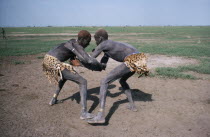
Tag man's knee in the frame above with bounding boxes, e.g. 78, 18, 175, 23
100, 77, 109, 85
79, 78, 87, 85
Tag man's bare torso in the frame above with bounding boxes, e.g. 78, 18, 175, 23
48, 39, 76, 62
92, 40, 139, 62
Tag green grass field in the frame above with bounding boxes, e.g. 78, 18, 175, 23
0, 26, 210, 79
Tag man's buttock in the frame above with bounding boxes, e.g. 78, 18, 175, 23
42, 54, 76, 84
124, 53, 149, 77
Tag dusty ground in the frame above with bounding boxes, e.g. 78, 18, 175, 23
0, 54, 210, 137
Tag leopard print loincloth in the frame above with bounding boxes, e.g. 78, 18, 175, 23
124, 53, 149, 78
42, 54, 76, 84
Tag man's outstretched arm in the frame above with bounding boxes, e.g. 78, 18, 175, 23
99, 53, 109, 70
100, 53, 109, 64
64, 42, 86, 62
91, 43, 105, 58
64, 42, 104, 71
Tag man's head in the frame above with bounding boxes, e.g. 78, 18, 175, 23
94, 29, 108, 45
77, 30, 91, 48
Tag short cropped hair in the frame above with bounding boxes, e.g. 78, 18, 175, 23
94, 29, 108, 40
78, 30, 91, 40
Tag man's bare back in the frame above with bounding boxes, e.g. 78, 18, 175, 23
92, 39, 139, 62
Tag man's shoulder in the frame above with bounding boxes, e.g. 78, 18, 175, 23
111, 40, 132, 47
99, 40, 112, 46
68, 39, 77, 43
105, 40, 122, 45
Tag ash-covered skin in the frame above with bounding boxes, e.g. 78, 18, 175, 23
87, 29, 139, 124
47, 30, 104, 120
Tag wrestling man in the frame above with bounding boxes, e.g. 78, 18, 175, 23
42, 30, 105, 120
88, 29, 149, 123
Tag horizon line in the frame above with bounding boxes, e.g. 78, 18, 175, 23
1, 25, 210, 28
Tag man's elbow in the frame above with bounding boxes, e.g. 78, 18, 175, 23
87, 59, 93, 64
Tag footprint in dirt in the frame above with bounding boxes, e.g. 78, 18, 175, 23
22, 93, 39, 101
12, 84, 19, 87
0, 89, 6, 92
206, 99, 210, 104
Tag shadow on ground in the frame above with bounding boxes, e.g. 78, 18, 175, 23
59, 84, 153, 126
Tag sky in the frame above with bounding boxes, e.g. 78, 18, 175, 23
0, 0, 210, 27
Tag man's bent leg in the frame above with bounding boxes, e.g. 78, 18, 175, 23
119, 72, 137, 112
88, 63, 131, 123
49, 79, 67, 105
62, 69, 94, 120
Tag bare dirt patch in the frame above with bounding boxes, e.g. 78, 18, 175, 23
8, 33, 78, 37
40, 37, 77, 42
13, 37, 37, 40
0, 54, 209, 137
183, 71, 210, 80
11, 32, 26, 34
147, 54, 199, 69
109, 33, 157, 36
104, 54, 199, 73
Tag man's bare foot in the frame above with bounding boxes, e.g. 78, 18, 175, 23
87, 112, 105, 123
127, 104, 138, 112
49, 98, 63, 106
80, 112, 95, 120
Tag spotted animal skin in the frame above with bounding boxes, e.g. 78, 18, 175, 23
124, 53, 149, 77
42, 54, 76, 84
